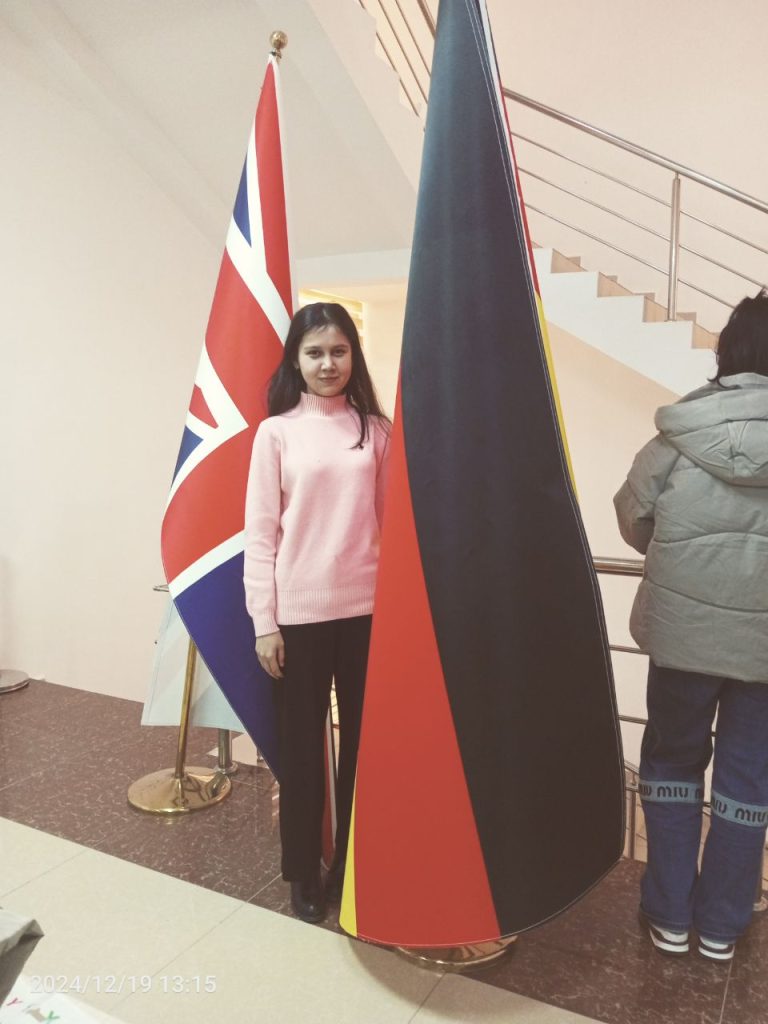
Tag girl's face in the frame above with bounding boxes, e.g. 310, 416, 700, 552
295, 325, 353, 398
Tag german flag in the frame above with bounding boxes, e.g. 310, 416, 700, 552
340, 0, 625, 946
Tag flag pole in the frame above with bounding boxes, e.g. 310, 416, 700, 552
129, 30, 292, 812
128, 638, 232, 814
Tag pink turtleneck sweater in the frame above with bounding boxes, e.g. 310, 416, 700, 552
244, 392, 390, 636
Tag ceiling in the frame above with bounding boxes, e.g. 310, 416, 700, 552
1, 0, 421, 264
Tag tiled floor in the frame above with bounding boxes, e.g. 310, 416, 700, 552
1, 818, 597, 1024
2, 681, 767, 1024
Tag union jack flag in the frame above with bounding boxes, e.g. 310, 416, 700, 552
161, 56, 291, 772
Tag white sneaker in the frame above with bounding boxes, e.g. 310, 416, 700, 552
698, 935, 735, 962
645, 918, 690, 955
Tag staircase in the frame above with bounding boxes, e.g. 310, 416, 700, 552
534, 247, 717, 397
301, 0, 727, 397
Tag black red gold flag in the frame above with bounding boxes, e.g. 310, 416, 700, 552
340, 0, 625, 946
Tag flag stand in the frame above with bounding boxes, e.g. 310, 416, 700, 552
128, 640, 232, 814
0, 670, 30, 695
394, 937, 516, 971
216, 729, 239, 776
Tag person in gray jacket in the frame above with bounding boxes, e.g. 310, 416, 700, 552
614, 290, 768, 962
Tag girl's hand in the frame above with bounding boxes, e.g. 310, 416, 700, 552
256, 630, 285, 679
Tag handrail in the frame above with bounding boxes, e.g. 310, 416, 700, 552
372, 0, 428, 106
591, 559, 765, 869
525, 205, 734, 309
593, 556, 643, 577
513, 132, 670, 207
503, 89, 768, 215
413, 0, 436, 33
355, 0, 420, 114
520, 168, 669, 242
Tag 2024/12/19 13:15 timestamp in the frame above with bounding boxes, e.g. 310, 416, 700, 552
29, 975, 218, 995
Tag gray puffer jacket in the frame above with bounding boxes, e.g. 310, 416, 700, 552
614, 372, 768, 683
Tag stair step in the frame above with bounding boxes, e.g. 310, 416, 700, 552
692, 323, 719, 350
550, 250, 584, 274
534, 245, 720, 357
598, 274, 634, 299
643, 297, 668, 323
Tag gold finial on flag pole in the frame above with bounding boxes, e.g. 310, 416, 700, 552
270, 31, 288, 60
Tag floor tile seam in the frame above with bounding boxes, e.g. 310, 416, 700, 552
26, 842, 263, 924
716, 955, 734, 1024
79, 821, 283, 903
0, 770, 47, 796
249, 872, 283, 901
108, 900, 254, 1010
11, 814, 144, 855
2, 727, 163, 768
0, 847, 91, 900
405, 971, 445, 1024
1, 696, 97, 730
89, 810, 283, 852
222, 774, 274, 791
3, 688, 93, 712
126, 863, 287, 919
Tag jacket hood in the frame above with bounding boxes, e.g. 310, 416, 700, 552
655, 373, 768, 486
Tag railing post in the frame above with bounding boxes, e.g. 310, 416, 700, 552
667, 173, 682, 319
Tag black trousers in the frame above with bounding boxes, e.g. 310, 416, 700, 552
273, 615, 372, 881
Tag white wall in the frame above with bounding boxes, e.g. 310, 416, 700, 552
0, 0, 414, 702
0, 55, 219, 698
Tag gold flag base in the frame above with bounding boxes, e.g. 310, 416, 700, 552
128, 767, 231, 815
395, 936, 516, 972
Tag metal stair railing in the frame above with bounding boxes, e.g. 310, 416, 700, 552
593, 557, 766, 880
355, 0, 768, 332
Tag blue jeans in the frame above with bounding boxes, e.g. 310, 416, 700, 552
639, 662, 768, 942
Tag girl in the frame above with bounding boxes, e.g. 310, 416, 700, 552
244, 302, 390, 923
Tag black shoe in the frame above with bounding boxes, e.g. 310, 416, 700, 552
325, 861, 346, 903
290, 875, 326, 923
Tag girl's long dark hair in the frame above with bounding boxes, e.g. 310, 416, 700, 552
267, 302, 390, 447
712, 289, 768, 384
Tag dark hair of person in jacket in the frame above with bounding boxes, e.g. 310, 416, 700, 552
267, 302, 390, 447
712, 288, 768, 384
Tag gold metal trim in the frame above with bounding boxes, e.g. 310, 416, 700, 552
127, 767, 231, 814
127, 640, 232, 814
395, 937, 517, 971
270, 31, 287, 59
217, 728, 239, 776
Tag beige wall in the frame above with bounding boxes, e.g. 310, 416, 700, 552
1, 54, 219, 698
